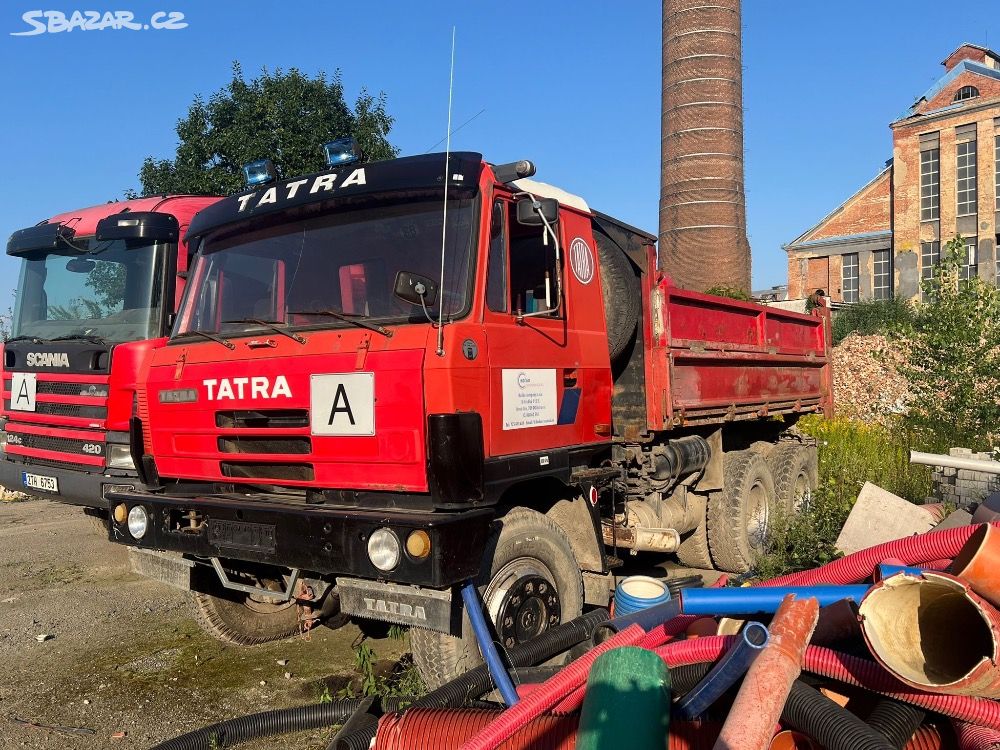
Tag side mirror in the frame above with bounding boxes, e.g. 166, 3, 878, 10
393, 271, 439, 307
516, 197, 559, 227
66, 258, 97, 273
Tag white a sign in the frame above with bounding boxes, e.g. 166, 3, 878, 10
310, 373, 375, 436
502, 369, 557, 430
9, 373, 37, 412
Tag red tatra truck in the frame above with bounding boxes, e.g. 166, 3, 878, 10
104, 147, 832, 685
1, 196, 219, 513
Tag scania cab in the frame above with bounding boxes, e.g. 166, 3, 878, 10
1, 196, 220, 512
105, 144, 830, 685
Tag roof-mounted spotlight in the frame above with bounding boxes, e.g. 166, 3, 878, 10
493, 160, 536, 184
323, 137, 362, 168
242, 159, 278, 187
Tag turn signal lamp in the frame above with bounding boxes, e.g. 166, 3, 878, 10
242, 159, 277, 187
323, 138, 362, 167
406, 530, 432, 560
113, 503, 128, 524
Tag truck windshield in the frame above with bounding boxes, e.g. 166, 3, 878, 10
175, 198, 477, 337
11, 238, 167, 343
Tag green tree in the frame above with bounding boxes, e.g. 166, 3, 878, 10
900, 236, 1000, 449
136, 63, 397, 196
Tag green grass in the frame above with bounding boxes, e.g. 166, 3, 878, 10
754, 415, 935, 579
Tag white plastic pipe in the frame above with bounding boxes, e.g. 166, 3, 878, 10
910, 450, 1000, 475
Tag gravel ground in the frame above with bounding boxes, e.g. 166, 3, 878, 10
0, 498, 407, 750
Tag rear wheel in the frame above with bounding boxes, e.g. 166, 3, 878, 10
770, 444, 818, 513
410, 507, 583, 689
708, 451, 778, 573
190, 572, 301, 646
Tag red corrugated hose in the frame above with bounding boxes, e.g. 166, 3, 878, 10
954, 719, 1000, 749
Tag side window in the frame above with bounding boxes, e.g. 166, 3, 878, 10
508, 212, 561, 317
486, 200, 507, 312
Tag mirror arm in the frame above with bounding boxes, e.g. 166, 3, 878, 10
514, 190, 564, 323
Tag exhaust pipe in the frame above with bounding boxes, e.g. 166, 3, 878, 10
859, 571, 1000, 697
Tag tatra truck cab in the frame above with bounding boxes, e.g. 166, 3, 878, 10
1, 196, 220, 512
107, 144, 832, 684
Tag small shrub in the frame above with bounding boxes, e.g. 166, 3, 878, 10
831, 298, 913, 345
705, 285, 752, 302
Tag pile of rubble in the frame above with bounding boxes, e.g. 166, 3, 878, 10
832, 333, 910, 424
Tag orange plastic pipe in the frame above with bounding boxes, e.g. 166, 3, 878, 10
713, 595, 819, 750
950, 524, 1000, 607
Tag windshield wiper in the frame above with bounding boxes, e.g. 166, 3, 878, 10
288, 309, 392, 337
222, 319, 306, 345
50, 333, 108, 345
6, 335, 48, 344
174, 330, 236, 350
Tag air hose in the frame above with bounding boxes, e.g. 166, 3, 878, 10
781, 680, 895, 750
460, 580, 519, 706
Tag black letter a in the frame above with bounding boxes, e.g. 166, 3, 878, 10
15, 379, 30, 407
328, 383, 355, 426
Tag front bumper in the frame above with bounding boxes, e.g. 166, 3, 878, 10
0, 454, 138, 508
105, 489, 494, 588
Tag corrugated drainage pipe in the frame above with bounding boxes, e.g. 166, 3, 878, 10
458, 624, 647, 750
780, 680, 895, 750
763, 523, 992, 588
713, 595, 819, 750
954, 719, 1000, 749
654, 636, 1000, 729
866, 697, 926, 750
859, 571, 1000, 697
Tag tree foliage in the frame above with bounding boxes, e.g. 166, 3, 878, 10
705, 285, 752, 301
832, 297, 914, 345
137, 63, 397, 196
900, 236, 1000, 449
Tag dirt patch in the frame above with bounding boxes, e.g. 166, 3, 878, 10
0, 498, 408, 749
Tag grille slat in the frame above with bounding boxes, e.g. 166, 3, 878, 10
215, 410, 309, 429
220, 462, 314, 481
7, 432, 103, 457
4, 400, 106, 419
218, 436, 311, 455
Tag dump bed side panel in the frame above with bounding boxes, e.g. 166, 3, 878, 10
651, 283, 832, 429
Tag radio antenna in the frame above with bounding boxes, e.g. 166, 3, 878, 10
436, 26, 456, 357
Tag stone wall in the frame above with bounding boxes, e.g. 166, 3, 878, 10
931, 448, 1000, 509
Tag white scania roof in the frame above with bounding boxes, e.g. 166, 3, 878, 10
510, 178, 590, 213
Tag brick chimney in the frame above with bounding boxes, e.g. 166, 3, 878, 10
659, 0, 750, 292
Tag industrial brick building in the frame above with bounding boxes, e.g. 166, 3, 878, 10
785, 44, 1000, 302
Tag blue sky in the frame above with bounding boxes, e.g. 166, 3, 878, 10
0, 1, 995, 295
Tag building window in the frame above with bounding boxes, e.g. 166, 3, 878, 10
954, 85, 980, 102
995, 134, 1000, 211
920, 240, 940, 301
920, 147, 940, 221
842, 253, 859, 303
873, 249, 892, 300
957, 139, 978, 216
960, 236, 978, 284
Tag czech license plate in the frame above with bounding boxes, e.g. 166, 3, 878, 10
207, 519, 276, 552
22, 472, 58, 493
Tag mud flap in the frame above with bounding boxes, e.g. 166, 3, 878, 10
128, 547, 194, 590
336, 577, 458, 635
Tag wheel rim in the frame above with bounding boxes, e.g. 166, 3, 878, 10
485, 558, 562, 650
792, 473, 811, 511
241, 578, 296, 615
746, 480, 770, 552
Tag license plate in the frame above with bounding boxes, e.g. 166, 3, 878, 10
22, 472, 58, 493
207, 519, 276, 552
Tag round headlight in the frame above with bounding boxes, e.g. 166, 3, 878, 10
367, 528, 401, 571
127, 505, 149, 540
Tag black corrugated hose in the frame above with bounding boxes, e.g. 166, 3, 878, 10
867, 697, 927, 749
150, 608, 610, 750
782, 680, 895, 750
330, 608, 611, 750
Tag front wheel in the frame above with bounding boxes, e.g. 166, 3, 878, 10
410, 507, 583, 689
190, 570, 302, 646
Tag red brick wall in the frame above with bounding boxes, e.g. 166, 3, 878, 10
801, 170, 891, 242
942, 45, 992, 71
917, 73, 1000, 114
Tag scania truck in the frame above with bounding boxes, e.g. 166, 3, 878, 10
104, 145, 831, 685
1, 196, 219, 513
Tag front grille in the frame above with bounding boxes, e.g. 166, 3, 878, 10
34, 381, 108, 397
8, 432, 103, 457
220, 462, 314, 481
216, 410, 309, 429
4, 400, 106, 419
218, 436, 311, 455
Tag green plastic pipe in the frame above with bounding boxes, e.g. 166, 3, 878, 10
576, 646, 672, 750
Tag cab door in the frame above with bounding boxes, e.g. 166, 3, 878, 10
483, 197, 612, 459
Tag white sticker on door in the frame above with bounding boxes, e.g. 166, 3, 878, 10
9, 373, 37, 412
502, 369, 557, 430
310, 373, 375, 436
